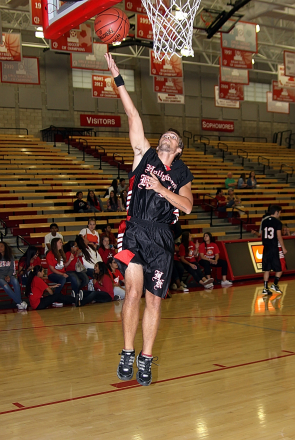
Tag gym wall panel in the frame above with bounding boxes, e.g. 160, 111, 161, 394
141, 59, 161, 115
241, 102, 258, 121
222, 108, 240, 120
165, 104, 184, 116
186, 96, 201, 117
97, 98, 116, 113
201, 76, 217, 98
74, 90, 95, 112
273, 112, 290, 123
19, 88, 42, 109
202, 98, 221, 119
45, 51, 69, 110
184, 65, 200, 97
0, 86, 15, 107
258, 103, 272, 122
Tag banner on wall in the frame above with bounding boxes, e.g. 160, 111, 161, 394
0, 33, 22, 62
1, 57, 40, 84
150, 50, 183, 77
221, 47, 252, 70
71, 42, 108, 70
221, 21, 258, 53
157, 93, 184, 104
272, 81, 295, 103
278, 64, 295, 89
30, 0, 43, 26
266, 91, 289, 114
125, 0, 146, 13
284, 51, 295, 77
154, 76, 183, 95
219, 80, 244, 100
220, 62, 249, 84
202, 119, 235, 132
50, 23, 92, 53
214, 86, 240, 108
92, 74, 120, 98
80, 114, 121, 127
136, 14, 153, 40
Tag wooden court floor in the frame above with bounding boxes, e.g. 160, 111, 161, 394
1, 280, 295, 439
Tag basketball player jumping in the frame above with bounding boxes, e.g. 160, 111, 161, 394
104, 53, 194, 386
261, 205, 287, 295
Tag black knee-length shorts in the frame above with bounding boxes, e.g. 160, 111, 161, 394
262, 247, 282, 272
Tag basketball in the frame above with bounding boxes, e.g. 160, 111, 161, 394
94, 8, 130, 44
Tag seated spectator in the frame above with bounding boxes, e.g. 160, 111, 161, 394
104, 178, 119, 199
25, 265, 76, 309
93, 262, 118, 301
76, 234, 102, 278
107, 190, 120, 212
119, 190, 128, 211
170, 244, 189, 292
178, 232, 214, 289
74, 191, 95, 214
225, 172, 236, 189
17, 246, 41, 285
101, 224, 117, 247
227, 189, 242, 217
198, 232, 232, 287
282, 224, 291, 236
107, 257, 125, 299
237, 173, 248, 189
79, 217, 100, 250
46, 237, 82, 299
215, 188, 227, 212
98, 236, 116, 264
247, 171, 257, 189
44, 223, 63, 254
0, 241, 27, 310
87, 190, 104, 212
63, 240, 89, 294
118, 178, 127, 193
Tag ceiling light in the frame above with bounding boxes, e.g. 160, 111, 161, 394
256, 24, 260, 33
112, 41, 122, 46
181, 47, 194, 57
35, 31, 44, 38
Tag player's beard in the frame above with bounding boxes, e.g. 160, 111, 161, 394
158, 140, 171, 153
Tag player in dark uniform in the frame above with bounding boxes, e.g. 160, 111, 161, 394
105, 53, 194, 386
261, 205, 287, 295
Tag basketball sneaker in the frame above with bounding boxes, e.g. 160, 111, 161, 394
180, 281, 187, 288
52, 302, 63, 307
117, 349, 135, 381
221, 280, 233, 287
177, 286, 189, 292
270, 284, 283, 294
170, 283, 178, 290
16, 301, 27, 311
262, 288, 272, 295
136, 351, 158, 386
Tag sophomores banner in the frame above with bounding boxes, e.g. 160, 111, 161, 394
202, 119, 234, 132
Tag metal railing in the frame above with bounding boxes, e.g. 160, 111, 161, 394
217, 142, 229, 162
231, 207, 249, 239
77, 138, 89, 161
0, 127, 28, 135
112, 154, 124, 179
257, 156, 270, 174
202, 193, 217, 227
92, 145, 105, 170
183, 131, 192, 149
274, 130, 292, 147
280, 164, 294, 183
237, 149, 249, 166
16, 235, 32, 254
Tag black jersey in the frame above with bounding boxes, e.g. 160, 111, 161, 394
261, 216, 282, 251
126, 148, 194, 224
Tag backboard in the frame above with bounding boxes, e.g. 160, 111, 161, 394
194, 8, 242, 33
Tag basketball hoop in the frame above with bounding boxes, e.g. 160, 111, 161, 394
141, 0, 202, 60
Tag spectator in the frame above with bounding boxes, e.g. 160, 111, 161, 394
93, 262, 118, 301
76, 234, 102, 278
25, 265, 76, 309
118, 178, 127, 193
98, 236, 116, 264
105, 178, 118, 199
215, 188, 227, 212
225, 172, 236, 189
237, 173, 248, 189
107, 190, 120, 212
247, 171, 257, 189
79, 217, 100, 250
198, 232, 232, 287
44, 223, 63, 254
17, 246, 41, 285
87, 190, 104, 212
46, 237, 82, 299
0, 241, 27, 310
74, 191, 94, 214
178, 232, 214, 289
107, 257, 126, 299
63, 240, 89, 294
170, 244, 189, 292
227, 189, 242, 217
282, 224, 291, 236
101, 225, 117, 247
119, 190, 128, 211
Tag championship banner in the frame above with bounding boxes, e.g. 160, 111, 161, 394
220, 61, 249, 84
1, 57, 40, 84
219, 80, 244, 100
278, 64, 295, 89
272, 81, 295, 103
50, 23, 92, 53
30, 0, 43, 26
0, 33, 22, 62
157, 93, 184, 104
92, 74, 120, 99
125, 0, 146, 14
221, 47, 252, 70
154, 76, 184, 95
214, 86, 240, 109
71, 42, 108, 71
80, 114, 121, 127
202, 119, 234, 132
150, 50, 183, 77
284, 51, 295, 77
266, 91, 289, 114
136, 14, 153, 40
221, 21, 258, 53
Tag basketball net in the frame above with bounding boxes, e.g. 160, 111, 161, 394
141, 0, 202, 60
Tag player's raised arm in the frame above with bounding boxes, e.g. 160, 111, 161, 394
104, 53, 150, 162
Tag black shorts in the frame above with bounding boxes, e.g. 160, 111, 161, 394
115, 218, 174, 298
262, 247, 282, 272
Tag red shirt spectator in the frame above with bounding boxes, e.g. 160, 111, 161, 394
179, 241, 197, 263
65, 251, 83, 272
29, 276, 48, 310
46, 251, 65, 276
108, 268, 124, 285
199, 242, 220, 260
98, 247, 116, 264
94, 275, 114, 300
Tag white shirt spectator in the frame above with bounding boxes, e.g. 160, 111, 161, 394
44, 232, 63, 253
82, 246, 102, 269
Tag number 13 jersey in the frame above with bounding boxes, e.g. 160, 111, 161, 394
261, 216, 282, 251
